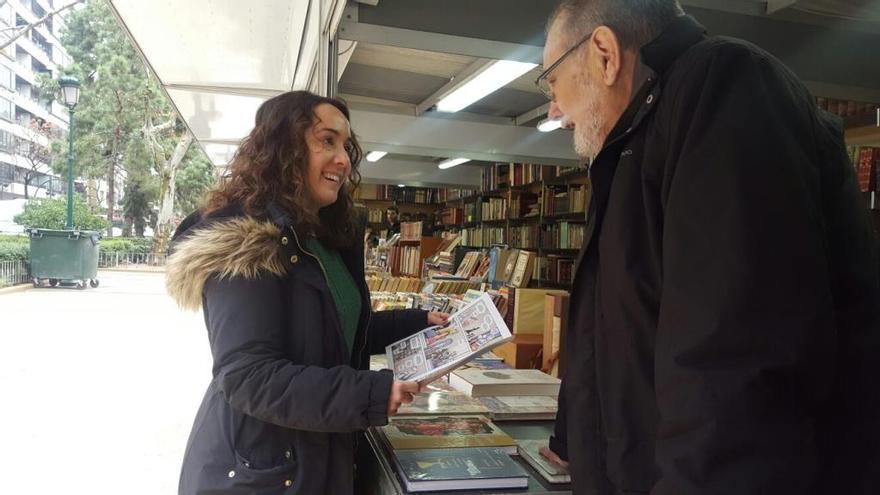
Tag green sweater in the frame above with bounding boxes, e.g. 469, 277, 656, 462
304, 238, 362, 354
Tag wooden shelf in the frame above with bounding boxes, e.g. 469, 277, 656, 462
540, 248, 580, 255
547, 168, 589, 184
482, 218, 508, 225
542, 212, 587, 224
508, 215, 541, 224
532, 279, 573, 290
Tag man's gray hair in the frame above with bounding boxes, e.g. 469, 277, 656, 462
550, 0, 685, 50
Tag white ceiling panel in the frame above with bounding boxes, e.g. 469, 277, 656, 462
167, 89, 268, 142
110, 0, 309, 91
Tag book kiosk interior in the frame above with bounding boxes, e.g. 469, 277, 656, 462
108, 1, 880, 493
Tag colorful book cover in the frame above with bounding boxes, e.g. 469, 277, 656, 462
393, 447, 529, 492
517, 440, 571, 484
398, 391, 490, 416
382, 415, 516, 453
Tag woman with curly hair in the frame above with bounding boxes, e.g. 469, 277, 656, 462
166, 91, 447, 494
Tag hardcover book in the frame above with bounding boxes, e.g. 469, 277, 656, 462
392, 447, 529, 492
479, 395, 558, 421
381, 415, 517, 453
449, 368, 561, 397
517, 440, 571, 484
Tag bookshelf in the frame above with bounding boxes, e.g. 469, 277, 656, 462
389, 236, 444, 277
430, 162, 591, 289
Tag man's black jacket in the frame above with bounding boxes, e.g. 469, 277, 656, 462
552, 15, 880, 495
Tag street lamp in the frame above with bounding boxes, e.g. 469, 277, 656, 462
58, 76, 80, 230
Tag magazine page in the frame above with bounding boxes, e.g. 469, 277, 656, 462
386, 293, 512, 385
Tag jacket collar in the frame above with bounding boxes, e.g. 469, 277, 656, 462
640, 15, 708, 76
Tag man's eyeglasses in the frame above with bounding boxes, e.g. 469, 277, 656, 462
535, 30, 594, 100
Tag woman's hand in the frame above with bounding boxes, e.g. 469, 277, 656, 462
427, 312, 450, 326
388, 380, 419, 416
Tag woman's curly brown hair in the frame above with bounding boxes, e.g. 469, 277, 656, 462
202, 91, 362, 249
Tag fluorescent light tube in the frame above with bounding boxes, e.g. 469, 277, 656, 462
366, 151, 388, 162
438, 158, 471, 170
537, 118, 562, 132
436, 60, 538, 113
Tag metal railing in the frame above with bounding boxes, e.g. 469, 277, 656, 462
98, 251, 166, 270
0, 259, 29, 287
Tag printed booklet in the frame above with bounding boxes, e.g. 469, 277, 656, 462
386, 293, 512, 385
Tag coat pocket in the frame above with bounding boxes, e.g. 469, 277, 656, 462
229, 448, 298, 492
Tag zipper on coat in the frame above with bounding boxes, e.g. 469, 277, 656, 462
289, 228, 350, 362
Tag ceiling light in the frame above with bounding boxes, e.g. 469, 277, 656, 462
537, 118, 562, 132
398, 184, 406, 188
438, 158, 471, 170
436, 60, 538, 113
366, 151, 387, 162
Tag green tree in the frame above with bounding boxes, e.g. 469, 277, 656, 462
121, 176, 155, 237
13, 197, 109, 231
40, 0, 212, 250
175, 148, 216, 217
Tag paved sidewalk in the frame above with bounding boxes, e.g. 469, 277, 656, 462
0, 271, 211, 494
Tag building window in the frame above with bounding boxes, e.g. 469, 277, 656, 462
0, 130, 15, 153
0, 65, 12, 91
0, 96, 13, 122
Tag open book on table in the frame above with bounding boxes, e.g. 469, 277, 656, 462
386, 293, 512, 386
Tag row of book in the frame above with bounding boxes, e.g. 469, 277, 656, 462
439, 207, 464, 225
481, 198, 508, 221
438, 188, 478, 203
370, 293, 463, 313
544, 184, 589, 216
537, 255, 577, 285
542, 222, 586, 250
357, 184, 445, 204
481, 163, 575, 191
852, 146, 880, 193
366, 276, 424, 293
399, 221, 423, 241
365, 208, 385, 223
461, 226, 506, 247
510, 194, 541, 218
817, 98, 877, 118
454, 251, 491, 279
508, 224, 540, 250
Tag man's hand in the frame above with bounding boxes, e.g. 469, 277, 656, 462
427, 312, 450, 326
388, 380, 419, 416
539, 446, 570, 470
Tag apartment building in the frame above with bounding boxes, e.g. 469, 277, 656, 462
0, 0, 76, 201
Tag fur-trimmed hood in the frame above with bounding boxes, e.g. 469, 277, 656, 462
166, 216, 287, 311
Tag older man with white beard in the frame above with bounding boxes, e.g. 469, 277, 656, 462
537, 1, 880, 494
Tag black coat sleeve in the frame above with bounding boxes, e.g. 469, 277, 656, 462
367, 309, 429, 355
652, 46, 838, 494
204, 275, 393, 432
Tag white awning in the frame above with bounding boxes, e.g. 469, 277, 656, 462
108, 0, 345, 166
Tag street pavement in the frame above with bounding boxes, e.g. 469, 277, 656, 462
0, 271, 211, 494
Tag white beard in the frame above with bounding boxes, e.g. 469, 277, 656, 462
572, 73, 606, 159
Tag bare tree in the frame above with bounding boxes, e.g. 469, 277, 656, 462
0, 0, 85, 51
14, 117, 54, 199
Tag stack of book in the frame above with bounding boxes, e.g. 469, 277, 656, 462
424, 234, 463, 275
455, 251, 486, 278
517, 440, 572, 484
817, 98, 877, 118
449, 368, 561, 398
377, 417, 529, 492
366, 276, 424, 293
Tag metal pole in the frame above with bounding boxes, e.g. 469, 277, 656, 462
65, 107, 75, 230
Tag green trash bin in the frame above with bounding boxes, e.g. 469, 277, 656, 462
28, 229, 102, 289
